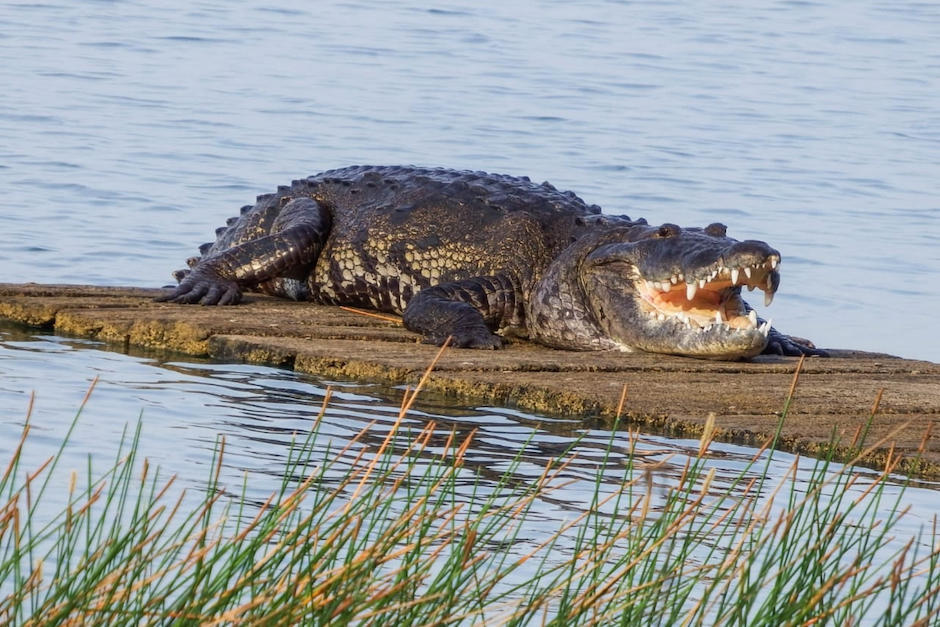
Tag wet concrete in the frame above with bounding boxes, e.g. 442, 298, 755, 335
2, 283, 938, 478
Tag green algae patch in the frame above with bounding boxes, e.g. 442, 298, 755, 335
122, 319, 212, 355
53, 311, 211, 356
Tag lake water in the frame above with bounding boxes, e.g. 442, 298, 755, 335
1, 323, 939, 621
1, 0, 939, 619
2, 0, 938, 361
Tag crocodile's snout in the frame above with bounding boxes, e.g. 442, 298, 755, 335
590, 227, 782, 358
526, 223, 788, 359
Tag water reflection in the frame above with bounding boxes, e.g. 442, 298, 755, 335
2, 324, 935, 533
2, 324, 938, 621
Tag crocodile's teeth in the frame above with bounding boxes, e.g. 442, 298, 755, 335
744, 266, 752, 279
670, 275, 679, 285
698, 278, 707, 289
770, 256, 779, 269
764, 290, 775, 306
748, 310, 758, 327
715, 310, 723, 324
747, 284, 756, 292
686, 282, 698, 300
730, 267, 740, 285
759, 319, 772, 336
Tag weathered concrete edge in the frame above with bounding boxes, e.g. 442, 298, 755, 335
1, 286, 937, 479
206, 335, 940, 480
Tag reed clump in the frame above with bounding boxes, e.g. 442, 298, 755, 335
2, 354, 938, 625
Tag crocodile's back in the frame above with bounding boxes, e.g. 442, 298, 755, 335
301, 166, 603, 312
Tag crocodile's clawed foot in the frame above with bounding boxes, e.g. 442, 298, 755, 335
423, 328, 504, 350
764, 329, 828, 357
155, 270, 242, 306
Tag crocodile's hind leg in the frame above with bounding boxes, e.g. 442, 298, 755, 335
402, 275, 521, 349
157, 197, 331, 305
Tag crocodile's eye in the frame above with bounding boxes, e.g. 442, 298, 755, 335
705, 222, 727, 237
657, 223, 681, 238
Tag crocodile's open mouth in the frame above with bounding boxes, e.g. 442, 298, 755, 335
538, 224, 788, 358
635, 254, 780, 337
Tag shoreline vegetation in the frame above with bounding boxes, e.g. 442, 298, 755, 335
2, 350, 939, 625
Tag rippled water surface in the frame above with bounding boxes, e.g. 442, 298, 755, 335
1, 324, 938, 621
1, 1, 939, 618
1, 0, 937, 360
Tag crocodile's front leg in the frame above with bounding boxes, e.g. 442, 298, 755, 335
157, 198, 331, 305
402, 275, 522, 349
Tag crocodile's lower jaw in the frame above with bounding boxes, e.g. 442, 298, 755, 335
636, 290, 771, 340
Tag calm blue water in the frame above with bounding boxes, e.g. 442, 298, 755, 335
1, 2, 939, 619
0, 0, 937, 360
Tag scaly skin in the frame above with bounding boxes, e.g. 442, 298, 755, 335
158, 165, 826, 359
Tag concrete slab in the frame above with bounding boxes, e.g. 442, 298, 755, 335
2, 283, 938, 478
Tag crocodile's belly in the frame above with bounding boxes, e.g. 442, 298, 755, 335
308, 237, 494, 314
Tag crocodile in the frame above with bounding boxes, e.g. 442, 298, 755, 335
157, 165, 825, 359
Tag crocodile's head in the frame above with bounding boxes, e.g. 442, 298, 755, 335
528, 220, 782, 359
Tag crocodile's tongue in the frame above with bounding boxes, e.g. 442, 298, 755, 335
642, 284, 740, 326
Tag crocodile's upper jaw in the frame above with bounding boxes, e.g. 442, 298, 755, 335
528, 223, 783, 359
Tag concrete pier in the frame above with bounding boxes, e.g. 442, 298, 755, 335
2, 283, 938, 477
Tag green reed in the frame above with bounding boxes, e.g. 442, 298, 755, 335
2, 353, 938, 625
